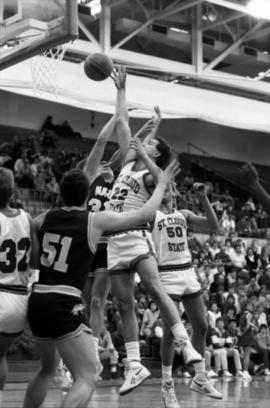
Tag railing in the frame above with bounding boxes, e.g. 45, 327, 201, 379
15, 188, 55, 217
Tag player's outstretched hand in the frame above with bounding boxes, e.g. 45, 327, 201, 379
128, 137, 146, 160
153, 105, 162, 126
134, 118, 156, 141
240, 162, 259, 185
111, 65, 126, 89
193, 182, 207, 199
158, 159, 180, 186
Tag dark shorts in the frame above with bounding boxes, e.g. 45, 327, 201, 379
89, 243, 108, 277
28, 292, 91, 342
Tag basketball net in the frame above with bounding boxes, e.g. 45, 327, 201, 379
30, 43, 69, 96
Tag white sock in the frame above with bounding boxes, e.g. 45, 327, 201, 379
162, 365, 172, 382
171, 323, 189, 341
194, 358, 206, 378
93, 336, 100, 361
125, 341, 141, 367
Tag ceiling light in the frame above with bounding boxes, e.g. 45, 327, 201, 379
169, 27, 189, 34
246, 0, 270, 19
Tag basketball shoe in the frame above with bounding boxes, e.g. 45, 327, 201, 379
174, 339, 202, 365
190, 374, 222, 399
161, 379, 181, 408
119, 362, 150, 395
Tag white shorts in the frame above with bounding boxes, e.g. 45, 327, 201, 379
108, 229, 156, 272
159, 267, 201, 300
0, 292, 28, 335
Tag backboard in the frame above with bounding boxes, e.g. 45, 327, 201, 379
0, 0, 78, 71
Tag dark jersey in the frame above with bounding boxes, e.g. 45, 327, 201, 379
38, 209, 95, 291
87, 174, 113, 213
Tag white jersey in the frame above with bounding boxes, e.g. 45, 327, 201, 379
151, 209, 192, 271
0, 209, 31, 293
110, 161, 150, 213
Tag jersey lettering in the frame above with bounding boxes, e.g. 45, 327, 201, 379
168, 242, 185, 252
40, 233, 72, 273
0, 237, 31, 274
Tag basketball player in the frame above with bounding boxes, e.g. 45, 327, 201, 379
23, 163, 179, 408
151, 182, 222, 408
83, 113, 157, 374
0, 168, 37, 405
82, 115, 116, 374
108, 67, 202, 396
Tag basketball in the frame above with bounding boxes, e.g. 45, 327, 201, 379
84, 53, 114, 81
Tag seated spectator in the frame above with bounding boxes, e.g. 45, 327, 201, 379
258, 265, 270, 291
222, 299, 237, 320
214, 245, 232, 273
230, 243, 248, 281
209, 273, 226, 296
251, 238, 262, 256
45, 176, 60, 206
14, 150, 35, 188
187, 229, 202, 259
98, 326, 119, 379
207, 302, 221, 329
221, 212, 236, 236
245, 278, 261, 298
140, 301, 160, 340
238, 301, 258, 379
255, 324, 270, 375
210, 318, 234, 377
245, 247, 261, 278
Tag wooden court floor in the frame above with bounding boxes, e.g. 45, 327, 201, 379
2, 376, 270, 408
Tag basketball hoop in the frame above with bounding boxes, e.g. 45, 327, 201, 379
30, 42, 69, 96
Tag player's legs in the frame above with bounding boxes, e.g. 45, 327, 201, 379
110, 272, 150, 395
90, 270, 110, 337
182, 294, 222, 399
160, 318, 180, 408
182, 294, 207, 356
136, 256, 201, 362
23, 341, 60, 408
0, 333, 17, 402
82, 275, 94, 322
57, 331, 96, 408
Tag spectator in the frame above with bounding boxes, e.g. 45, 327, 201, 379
238, 301, 258, 379
98, 326, 119, 379
245, 247, 261, 278
140, 301, 160, 340
257, 266, 270, 291
255, 324, 270, 375
214, 246, 232, 273
210, 318, 234, 377
187, 229, 202, 259
207, 302, 221, 329
14, 151, 35, 188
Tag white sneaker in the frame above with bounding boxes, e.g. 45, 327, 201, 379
182, 371, 191, 378
223, 370, 233, 377
175, 340, 202, 365
190, 376, 222, 399
236, 371, 244, 377
242, 371, 252, 379
207, 370, 218, 378
119, 363, 150, 396
265, 368, 270, 376
161, 379, 181, 408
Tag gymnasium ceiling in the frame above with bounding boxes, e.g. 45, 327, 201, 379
73, 0, 270, 102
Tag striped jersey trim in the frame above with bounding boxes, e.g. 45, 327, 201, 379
33, 284, 81, 298
106, 225, 150, 237
158, 262, 193, 272
0, 284, 27, 295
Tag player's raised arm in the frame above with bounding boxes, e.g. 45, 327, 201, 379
142, 106, 162, 145
241, 162, 270, 211
84, 115, 116, 183
92, 160, 180, 241
183, 183, 219, 232
129, 137, 160, 185
111, 66, 131, 159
